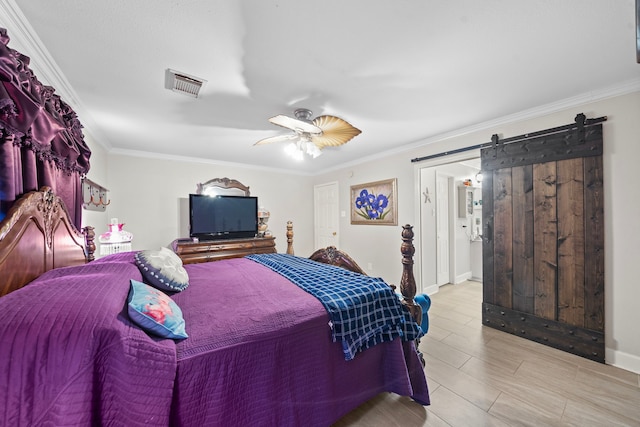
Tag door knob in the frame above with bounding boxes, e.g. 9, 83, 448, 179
332, 232, 337, 236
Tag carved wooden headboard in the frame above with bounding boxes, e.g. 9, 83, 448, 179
0, 187, 95, 297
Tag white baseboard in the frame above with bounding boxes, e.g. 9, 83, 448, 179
455, 271, 472, 284
422, 283, 439, 296
605, 348, 640, 375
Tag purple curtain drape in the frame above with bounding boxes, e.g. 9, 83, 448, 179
0, 28, 90, 228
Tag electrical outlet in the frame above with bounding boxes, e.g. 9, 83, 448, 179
367, 262, 373, 271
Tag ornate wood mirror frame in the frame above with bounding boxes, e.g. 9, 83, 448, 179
196, 178, 250, 197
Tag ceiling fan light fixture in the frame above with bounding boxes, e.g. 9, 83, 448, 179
309, 148, 322, 158
284, 139, 323, 160
294, 108, 314, 122
284, 142, 305, 161
305, 141, 322, 158
256, 108, 360, 160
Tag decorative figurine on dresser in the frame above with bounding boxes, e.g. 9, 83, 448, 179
257, 206, 271, 237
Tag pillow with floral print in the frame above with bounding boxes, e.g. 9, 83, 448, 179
127, 279, 188, 339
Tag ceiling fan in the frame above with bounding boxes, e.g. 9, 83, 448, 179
254, 108, 361, 159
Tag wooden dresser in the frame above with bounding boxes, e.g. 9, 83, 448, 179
172, 236, 276, 264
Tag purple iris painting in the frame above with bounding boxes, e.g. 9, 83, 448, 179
350, 178, 397, 225
354, 189, 391, 220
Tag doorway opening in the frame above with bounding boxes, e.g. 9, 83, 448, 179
418, 154, 483, 296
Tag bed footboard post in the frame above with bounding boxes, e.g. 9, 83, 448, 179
400, 224, 422, 328
401, 224, 425, 366
286, 221, 294, 255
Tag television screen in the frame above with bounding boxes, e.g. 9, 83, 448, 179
189, 194, 258, 240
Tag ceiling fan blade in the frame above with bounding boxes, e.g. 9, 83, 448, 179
269, 115, 322, 134
254, 134, 300, 146
310, 115, 362, 149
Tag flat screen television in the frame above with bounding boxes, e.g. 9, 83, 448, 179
189, 194, 258, 240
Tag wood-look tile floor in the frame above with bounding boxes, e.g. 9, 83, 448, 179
334, 281, 640, 427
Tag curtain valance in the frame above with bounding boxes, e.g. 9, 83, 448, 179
0, 28, 91, 228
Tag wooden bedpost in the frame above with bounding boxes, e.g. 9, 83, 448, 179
400, 224, 422, 328
286, 221, 294, 255
83, 226, 96, 262
400, 224, 425, 366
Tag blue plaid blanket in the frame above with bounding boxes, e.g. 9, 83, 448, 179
246, 253, 422, 360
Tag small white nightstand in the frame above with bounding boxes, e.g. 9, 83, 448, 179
99, 241, 132, 256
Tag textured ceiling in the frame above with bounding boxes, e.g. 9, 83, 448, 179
5, 0, 640, 174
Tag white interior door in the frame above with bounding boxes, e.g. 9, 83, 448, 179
314, 182, 339, 249
436, 173, 451, 286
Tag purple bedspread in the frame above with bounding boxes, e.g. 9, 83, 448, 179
0, 253, 429, 426
0, 253, 177, 426
171, 258, 429, 426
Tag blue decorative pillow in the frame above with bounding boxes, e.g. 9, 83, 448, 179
127, 279, 188, 339
415, 293, 431, 334
396, 292, 431, 334
134, 247, 189, 292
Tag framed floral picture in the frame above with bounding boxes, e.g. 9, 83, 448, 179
350, 178, 398, 225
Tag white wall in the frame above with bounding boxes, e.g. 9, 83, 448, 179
313, 91, 640, 374
101, 154, 315, 257
80, 132, 109, 233
419, 167, 437, 289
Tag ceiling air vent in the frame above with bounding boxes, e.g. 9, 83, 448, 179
165, 69, 207, 98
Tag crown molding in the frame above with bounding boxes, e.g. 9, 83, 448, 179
320, 78, 640, 175
110, 148, 314, 176
0, 0, 113, 150
1, 1, 81, 107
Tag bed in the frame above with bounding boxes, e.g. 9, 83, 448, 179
0, 187, 429, 426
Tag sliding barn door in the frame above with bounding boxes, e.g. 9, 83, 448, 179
481, 120, 604, 362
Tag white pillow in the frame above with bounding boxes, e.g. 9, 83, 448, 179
134, 247, 189, 292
